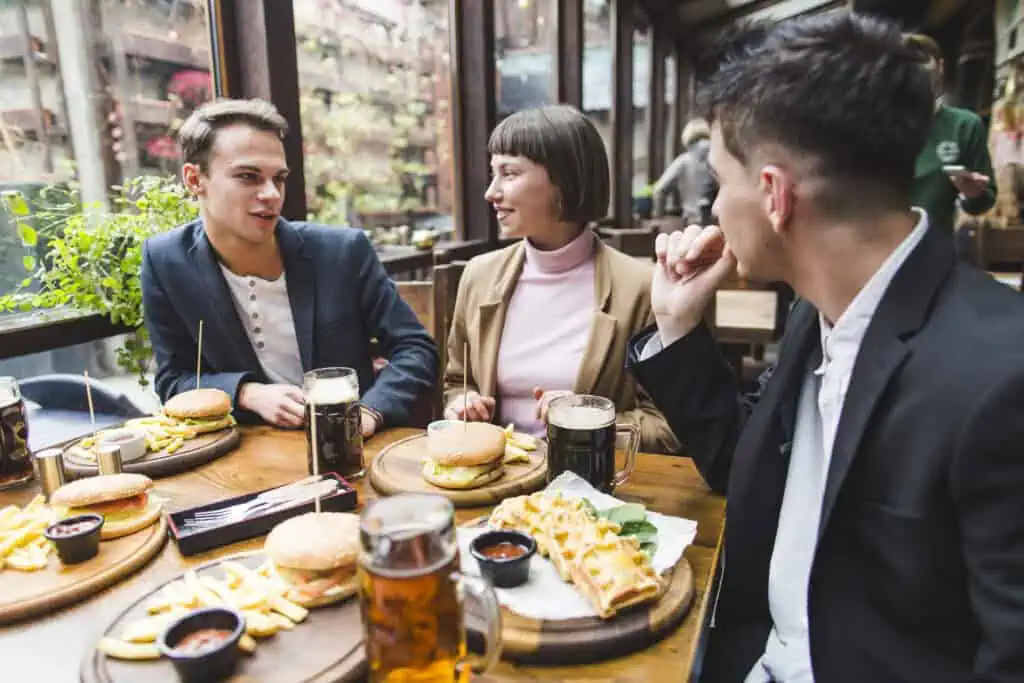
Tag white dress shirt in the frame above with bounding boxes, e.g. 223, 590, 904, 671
218, 265, 304, 387
745, 210, 929, 683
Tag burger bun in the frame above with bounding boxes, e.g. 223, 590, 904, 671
427, 421, 506, 467
163, 388, 232, 420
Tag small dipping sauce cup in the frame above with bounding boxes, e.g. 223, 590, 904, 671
44, 513, 104, 564
470, 529, 537, 588
158, 606, 245, 682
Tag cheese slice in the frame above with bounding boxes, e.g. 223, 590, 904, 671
422, 460, 496, 486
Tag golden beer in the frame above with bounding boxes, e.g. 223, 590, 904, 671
358, 494, 502, 683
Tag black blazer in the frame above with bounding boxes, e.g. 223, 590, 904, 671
629, 225, 1024, 682
141, 219, 439, 427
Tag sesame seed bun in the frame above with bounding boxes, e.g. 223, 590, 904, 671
427, 422, 506, 467
163, 388, 232, 420
50, 473, 153, 508
264, 512, 360, 572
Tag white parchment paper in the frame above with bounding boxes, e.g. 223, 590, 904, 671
456, 471, 698, 620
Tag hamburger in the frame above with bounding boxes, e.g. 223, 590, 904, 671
264, 512, 360, 608
163, 388, 235, 434
422, 421, 506, 489
50, 473, 161, 540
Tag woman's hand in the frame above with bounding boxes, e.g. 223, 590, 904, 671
444, 391, 497, 422
534, 387, 575, 422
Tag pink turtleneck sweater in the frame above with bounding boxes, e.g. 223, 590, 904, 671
495, 230, 596, 437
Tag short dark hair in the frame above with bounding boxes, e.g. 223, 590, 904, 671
178, 98, 288, 169
904, 32, 942, 64
488, 105, 610, 223
699, 13, 933, 215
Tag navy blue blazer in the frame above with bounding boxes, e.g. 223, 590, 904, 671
140, 219, 439, 427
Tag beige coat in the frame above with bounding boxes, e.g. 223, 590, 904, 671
443, 235, 680, 454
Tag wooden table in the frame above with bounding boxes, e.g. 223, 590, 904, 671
0, 427, 725, 682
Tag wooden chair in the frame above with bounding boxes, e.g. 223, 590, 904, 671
959, 219, 1024, 291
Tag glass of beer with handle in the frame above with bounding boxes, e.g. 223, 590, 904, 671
303, 367, 364, 479
359, 493, 502, 683
0, 377, 33, 490
546, 394, 639, 492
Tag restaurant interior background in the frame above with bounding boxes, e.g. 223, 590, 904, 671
0, 0, 999, 437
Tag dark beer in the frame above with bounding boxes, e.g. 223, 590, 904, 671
360, 549, 466, 683
0, 380, 33, 490
304, 369, 364, 479
547, 405, 617, 491
305, 399, 363, 479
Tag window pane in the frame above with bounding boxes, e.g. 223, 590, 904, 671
293, 0, 455, 241
0, 0, 213, 414
582, 0, 611, 162
632, 23, 649, 195
495, 0, 556, 116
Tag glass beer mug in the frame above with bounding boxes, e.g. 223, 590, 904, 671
546, 394, 639, 492
303, 367, 364, 479
0, 377, 33, 490
359, 494, 502, 683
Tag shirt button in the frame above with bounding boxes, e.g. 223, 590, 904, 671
249, 280, 256, 288
249, 293, 256, 301
256, 341, 265, 349
254, 326, 262, 335
251, 312, 259, 319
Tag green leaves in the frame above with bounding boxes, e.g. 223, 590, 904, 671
582, 500, 660, 557
0, 177, 198, 384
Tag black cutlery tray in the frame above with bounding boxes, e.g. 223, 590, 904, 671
167, 473, 358, 556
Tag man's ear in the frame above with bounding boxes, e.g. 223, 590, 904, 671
759, 164, 795, 234
182, 163, 204, 196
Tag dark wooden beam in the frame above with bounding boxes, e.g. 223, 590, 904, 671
648, 25, 668, 183
610, 0, 634, 228
206, 0, 307, 220
555, 0, 583, 108
449, 0, 497, 243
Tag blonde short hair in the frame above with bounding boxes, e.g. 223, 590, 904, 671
681, 118, 710, 147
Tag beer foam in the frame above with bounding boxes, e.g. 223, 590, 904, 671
307, 376, 358, 405
549, 405, 614, 430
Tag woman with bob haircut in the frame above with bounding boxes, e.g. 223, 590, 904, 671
442, 104, 679, 453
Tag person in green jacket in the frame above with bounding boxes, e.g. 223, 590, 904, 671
906, 33, 995, 236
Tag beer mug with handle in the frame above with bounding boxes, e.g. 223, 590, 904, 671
546, 394, 639, 492
358, 493, 502, 683
303, 367, 364, 479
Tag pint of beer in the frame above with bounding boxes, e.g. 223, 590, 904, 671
0, 377, 33, 490
303, 367, 364, 479
546, 394, 639, 492
359, 494, 502, 683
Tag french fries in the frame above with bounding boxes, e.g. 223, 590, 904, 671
99, 559, 309, 662
77, 415, 201, 460
503, 424, 538, 464
0, 496, 56, 572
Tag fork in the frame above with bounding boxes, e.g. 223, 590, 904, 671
179, 476, 337, 531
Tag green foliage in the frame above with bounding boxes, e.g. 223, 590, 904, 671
0, 176, 198, 384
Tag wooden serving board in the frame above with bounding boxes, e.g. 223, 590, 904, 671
369, 432, 548, 507
468, 557, 694, 664
80, 552, 366, 683
63, 428, 241, 479
0, 516, 167, 626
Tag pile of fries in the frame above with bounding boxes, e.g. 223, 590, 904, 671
78, 415, 203, 458
503, 424, 539, 464
97, 559, 311, 661
0, 496, 57, 572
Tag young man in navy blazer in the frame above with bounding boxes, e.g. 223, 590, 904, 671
141, 98, 438, 435
629, 13, 1024, 683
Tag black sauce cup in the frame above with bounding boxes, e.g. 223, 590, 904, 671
470, 529, 537, 588
44, 513, 104, 564
157, 606, 245, 683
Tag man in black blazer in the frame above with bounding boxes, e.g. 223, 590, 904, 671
141, 99, 438, 434
629, 14, 1024, 683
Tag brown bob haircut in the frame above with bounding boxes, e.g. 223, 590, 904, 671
178, 98, 288, 170
488, 105, 610, 224
904, 32, 942, 64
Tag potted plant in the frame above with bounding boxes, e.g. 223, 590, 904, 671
0, 176, 198, 384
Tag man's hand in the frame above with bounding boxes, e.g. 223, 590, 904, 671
534, 387, 574, 423
360, 407, 381, 438
950, 171, 990, 199
444, 391, 496, 422
651, 225, 737, 347
237, 383, 306, 428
